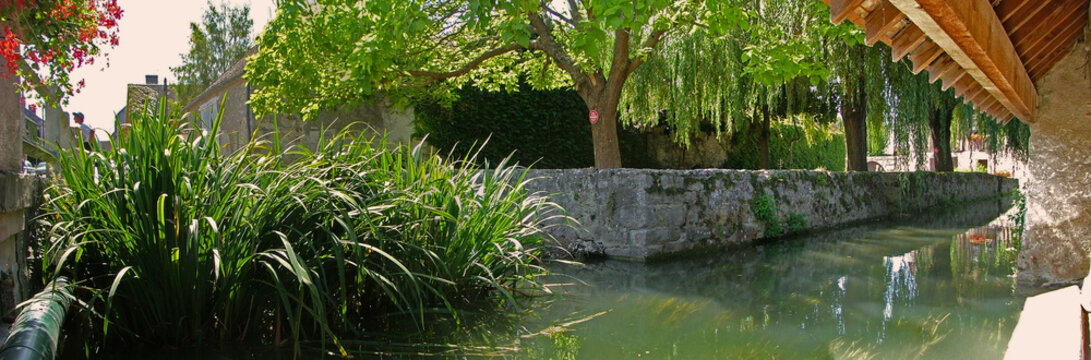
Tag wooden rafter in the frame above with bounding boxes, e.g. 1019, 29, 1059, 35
890, 24, 926, 61
996, 0, 1032, 23
951, 75, 976, 97
909, 40, 942, 74
829, 0, 866, 24
1025, 18, 1085, 66
1002, 1, 1056, 35
1010, 0, 1082, 56
865, 1, 907, 46
889, 0, 1038, 122
927, 55, 955, 83
1030, 28, 1085, 78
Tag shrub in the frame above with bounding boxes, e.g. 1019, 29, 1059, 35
786, 212, 808, 233
751, 194, 781, 238
41, 103, 560, 352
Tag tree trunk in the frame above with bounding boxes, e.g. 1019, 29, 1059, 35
581, 82, 625, 169
929, 103, 954, 172
841, 76, 868, 172
758, 107, 772, 169
590, 105, 623, 168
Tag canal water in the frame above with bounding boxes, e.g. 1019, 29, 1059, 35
515, 198, 1023, 359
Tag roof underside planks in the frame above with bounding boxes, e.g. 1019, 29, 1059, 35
821, 0, 1089, 125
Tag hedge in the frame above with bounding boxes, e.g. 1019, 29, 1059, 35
415, 84, 596, 168
416, 85, 844, 170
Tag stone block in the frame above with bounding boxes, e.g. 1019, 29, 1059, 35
653, 204, 686, 228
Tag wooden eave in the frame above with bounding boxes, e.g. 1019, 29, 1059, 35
822, 0, 1089, 124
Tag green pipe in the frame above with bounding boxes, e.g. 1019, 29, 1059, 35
0, 278, 72, 360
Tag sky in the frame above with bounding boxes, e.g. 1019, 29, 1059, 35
56, 0, 277, 137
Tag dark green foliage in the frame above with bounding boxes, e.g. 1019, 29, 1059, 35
786, 212, 808, 233
416, 84, 651, 168
418, 85, 843, 170
723, 122, 846, 171
751, 194, 781, 238
415, 84, 593, 168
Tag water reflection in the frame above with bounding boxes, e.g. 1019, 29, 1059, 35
515, 198, 1023, 359
880, 250, 919, 343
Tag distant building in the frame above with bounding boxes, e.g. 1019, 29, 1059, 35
180, 46, 413, 154
867, 133, 1027, 179
21, 107, 51, 163
121, 74, 176, 138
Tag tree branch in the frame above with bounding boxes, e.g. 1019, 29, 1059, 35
566, 0, 583, 24
528, 13, 592, 90
606, 27, 631, 88
541, 1, 576, 28
626, 29, 668, 75
406, 44, 523, 80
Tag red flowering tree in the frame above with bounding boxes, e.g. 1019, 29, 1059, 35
0, 0, 122, 107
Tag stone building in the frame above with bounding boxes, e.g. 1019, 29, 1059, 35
180, 47, 414, 154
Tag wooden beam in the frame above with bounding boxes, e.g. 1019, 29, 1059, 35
998, 113, 1015, 124
1003, 1, 1057, 35
1010, 0, 1083, 57
985, 99, 1005, 118
927, 55, 957, 83
891, 24, 926, 61
966, 85, 989, 106
940, 67, 967, 91
829, 0, 866, 24
889, 0, 1039, 122
1020, 20, 1084, 68
952, 75, 977, 98
995, 0, 1032, 23
909, 40, 943, 74
971, 91, 995, 110
1029, 29, 1084, 79
865, 1, 907, 46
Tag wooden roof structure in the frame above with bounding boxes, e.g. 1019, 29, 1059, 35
822, 0, 1089, 124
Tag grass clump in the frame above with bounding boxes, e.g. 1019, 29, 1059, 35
39, 104, 561, 354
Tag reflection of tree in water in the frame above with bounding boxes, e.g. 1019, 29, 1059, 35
950, 226, 1019, 282
880, 250, 919, 343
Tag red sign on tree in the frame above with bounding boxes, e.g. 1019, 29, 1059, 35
589, 110, 599, 124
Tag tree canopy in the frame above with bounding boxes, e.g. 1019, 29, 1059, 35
171, 1, 252, 107
248, 0, 752, 167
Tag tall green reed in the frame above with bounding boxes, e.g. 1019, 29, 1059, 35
40, 101, 562, 353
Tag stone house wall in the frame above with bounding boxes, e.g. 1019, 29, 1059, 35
524, 169, 1017, 261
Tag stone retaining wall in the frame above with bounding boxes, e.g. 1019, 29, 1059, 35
524, 169, 1017, 260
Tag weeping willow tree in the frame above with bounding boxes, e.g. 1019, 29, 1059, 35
619, 0, 848, 169
878, 55, 1031, 171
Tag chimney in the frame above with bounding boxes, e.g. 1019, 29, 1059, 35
145, 75, 158, 85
